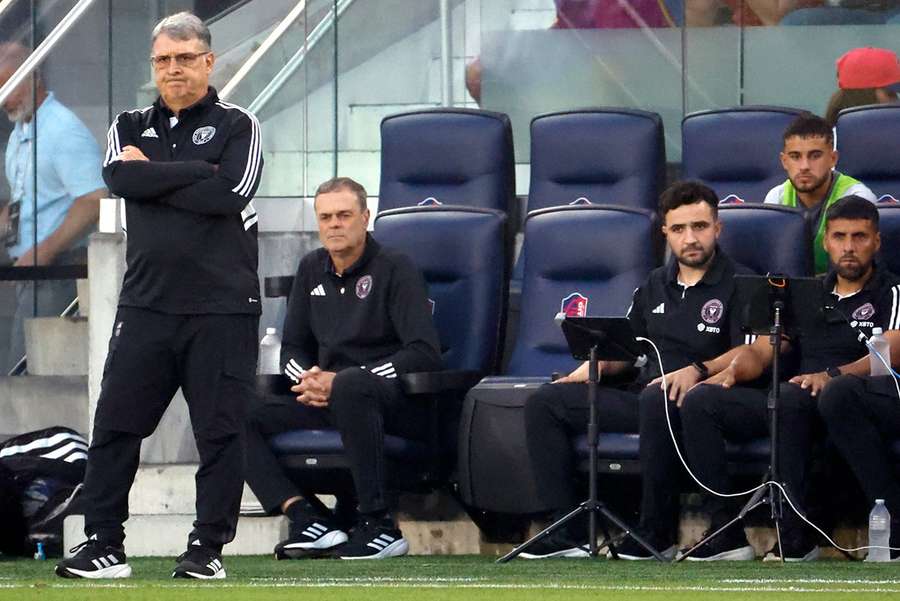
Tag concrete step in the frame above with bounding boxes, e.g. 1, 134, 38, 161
25, 317, 88, 376
0, 375, 88, 439
63, 512, 481, 557
129, 464, 261, 515
63, 513, 286, 558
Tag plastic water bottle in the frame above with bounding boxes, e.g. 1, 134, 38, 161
867, 499, 891, 562
257, 328, 282, 375
868, 328, 892, 376
33, 542, 45, 560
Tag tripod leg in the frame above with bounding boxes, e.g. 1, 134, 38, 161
596, 506, 669, 562
496, 504, 590, 563
676, 493, 768, 563
774, 515, 785, 564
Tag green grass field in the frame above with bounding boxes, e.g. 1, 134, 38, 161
2, 555, 900, 600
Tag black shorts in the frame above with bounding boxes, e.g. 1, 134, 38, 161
93, 306, 258, 438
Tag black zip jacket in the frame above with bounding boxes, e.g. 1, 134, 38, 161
102, 87, 263, 315
281, 235, 442, 380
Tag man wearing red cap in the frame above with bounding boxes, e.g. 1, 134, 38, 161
825, 47, 900, 126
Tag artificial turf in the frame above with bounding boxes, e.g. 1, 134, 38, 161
2, 555, 899, 600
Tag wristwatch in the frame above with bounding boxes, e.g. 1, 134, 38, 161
825, 366, 841, 378
692, 361, 709, 379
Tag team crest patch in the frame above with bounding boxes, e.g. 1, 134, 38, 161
192, 126, 216, 145
701, 299, 724, 324
561, 292, 588, 318
356, 275, 373, 299
852, 303, 875, 321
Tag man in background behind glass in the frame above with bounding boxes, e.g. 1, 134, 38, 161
0, 41, 106, 371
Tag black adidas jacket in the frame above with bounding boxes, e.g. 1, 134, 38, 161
281, 235, 442, 380
102, 87, 263, 315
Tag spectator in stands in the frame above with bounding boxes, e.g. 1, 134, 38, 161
819, 344, 900, 561
680, 195, 899, 561
244, 177, 442, 560
55, 12, 263, 580
764, 113, 876, 275
0, 42, 107, 371
517, 180, 752, 559
825, 47, 900, 127
781, 0, 900, 24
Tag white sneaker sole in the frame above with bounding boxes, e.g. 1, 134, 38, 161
178, 569, 226, 579
683, 544, 756, 561
613, 545, 678, 561
57, 563, 132, 579
763, 546, 820, 562
520, 547, 591, 559
340, 538, 409, 560
282, 530, 349, 550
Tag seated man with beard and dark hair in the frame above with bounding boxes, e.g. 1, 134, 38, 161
679, 195, 900, 562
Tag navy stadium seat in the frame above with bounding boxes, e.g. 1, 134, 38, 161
505, 205, 661, 376
682, 106, 804, 203
717, 204, 812, 277
836, 104, 900, 201
458, 206, 661, 514
378, 108, 516, 213
262, 207, 507, 494
527, 109, 665, 213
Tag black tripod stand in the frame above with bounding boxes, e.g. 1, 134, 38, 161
499, 317, 666, 562
677, 275, 822, 563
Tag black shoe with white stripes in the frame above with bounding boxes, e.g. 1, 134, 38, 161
338, 519, 409, 560
275, 516, 349, 559
55, 537, 131, 579
172, 543, 226, 579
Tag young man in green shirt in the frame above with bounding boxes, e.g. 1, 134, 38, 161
763, 113, 876, 275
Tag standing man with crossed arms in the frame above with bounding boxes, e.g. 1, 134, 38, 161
56, 12, 263, 580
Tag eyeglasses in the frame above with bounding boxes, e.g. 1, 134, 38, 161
149, 51, 210, 69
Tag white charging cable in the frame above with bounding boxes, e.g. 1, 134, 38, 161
636, 335, 900, 556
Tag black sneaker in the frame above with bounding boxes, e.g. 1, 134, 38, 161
517, 530, 590, 559
610, 533, 677, 561
680, 527, 755, 561
337, 519, 409, 560
55, 537, 131, 579
274, 516, 349, 560
172, 543, 225, 579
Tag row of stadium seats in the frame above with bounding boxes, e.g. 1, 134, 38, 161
379, 104, 900, 215
264, 201, 900, 517
262, 104, 900, 521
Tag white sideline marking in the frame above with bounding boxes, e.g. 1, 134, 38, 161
3, 580, 900, 593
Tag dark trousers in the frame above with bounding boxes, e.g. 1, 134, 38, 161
818, 374, 900, 519
680, 383, 818, 533
81, 307, 258, 551
523, 382, 641, 514
636, 383, 685, 544
246, 367, 428, 515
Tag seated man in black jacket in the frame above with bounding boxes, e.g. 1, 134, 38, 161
246, 177, 442, 560
519, 180, 752, 559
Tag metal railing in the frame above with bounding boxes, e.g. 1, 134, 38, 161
219, 0, 308, 100
0, 0, 96, 108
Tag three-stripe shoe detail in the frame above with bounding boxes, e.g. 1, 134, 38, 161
370, 362, 396, 379
367, 533, 397, 551
275, 518, 348, 559
338, 521, 410, 560
91, 554, 121, 570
